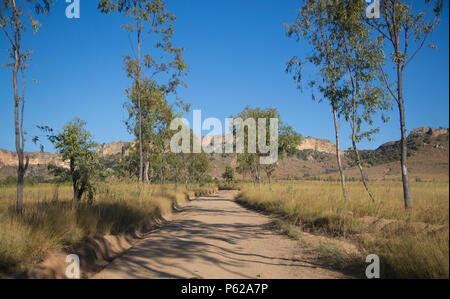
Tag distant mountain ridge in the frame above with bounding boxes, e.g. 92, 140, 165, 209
0, 127, 448, 181
0, 135, 339, 167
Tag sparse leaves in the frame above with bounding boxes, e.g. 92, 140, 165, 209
99, 0, 188, 183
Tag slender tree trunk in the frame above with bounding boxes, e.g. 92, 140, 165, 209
351, 98, 375, 202
250, 166, 257, 186
256, 165, 261, 189
70, 159, 77, 203
351, 136, 375, 202
136, 27, 144, 184
13, 43, 27, 213
144, 160, 149, 183
14, 50, 23, 212
159, 156, 163, 185
137, 88, 143, 184
73, 185, 79, 209
16, 168, 24, 211
397, 64, 412, 209
333, 109, 348, 200
175, 158, 179, 190
76, 189, 83, 203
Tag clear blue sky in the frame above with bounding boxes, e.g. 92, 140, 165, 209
0, 0, 448, 153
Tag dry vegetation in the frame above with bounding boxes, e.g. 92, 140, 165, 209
236, 181, 449, 278
0, 182, 217, 276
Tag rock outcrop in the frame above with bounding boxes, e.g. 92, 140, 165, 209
298, 137, 338, 154
0, 149, 65, 167
410, 127, 448, 138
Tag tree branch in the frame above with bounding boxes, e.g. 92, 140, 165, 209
377, 62, 398, 103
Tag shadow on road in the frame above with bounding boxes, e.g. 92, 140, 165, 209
96, 193, 342, 279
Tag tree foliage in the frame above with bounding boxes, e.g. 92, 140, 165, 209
233, 106, 302, 185
98, 0, 188, 183
222, 166, 234, 183
39, 119, 100, 204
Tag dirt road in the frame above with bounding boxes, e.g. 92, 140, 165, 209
94, 190, 349, 279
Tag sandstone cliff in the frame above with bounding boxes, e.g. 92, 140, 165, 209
0, 149, 65, 167
298, 137, 338, 154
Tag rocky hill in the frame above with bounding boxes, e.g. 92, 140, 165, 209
0, 149, 64, 168
298, 137, 338, 154
0, 127, 448, 181
339, 127, 449, 181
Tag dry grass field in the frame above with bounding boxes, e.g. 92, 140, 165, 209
0, 183, 217, 276
236, 180, 449, 278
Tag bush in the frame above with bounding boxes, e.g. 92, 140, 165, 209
217, 182, 239, 190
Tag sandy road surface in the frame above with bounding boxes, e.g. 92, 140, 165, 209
94, 190, 349, 279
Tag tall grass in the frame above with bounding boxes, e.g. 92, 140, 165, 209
0, 182, 216, 275
236, 181, 449, 278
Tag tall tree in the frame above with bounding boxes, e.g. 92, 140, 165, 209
125, 79, 176, 183
286, 0, 349, 200
0, 0, 53, 212
99, 0, 188, 184
365, 0, 443, 209
333, 0, 391, 202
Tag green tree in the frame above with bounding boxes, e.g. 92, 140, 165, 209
188, 152, 210, 184
233, 106, 302, 187
167, 128, 210, 186
41, 119, 100, 204
235, 162, 250, 181
286, 0, 348, 199
125, 79, 176, 183
99, 0, 188, 184
365, 0, 443, 209
166, 152, 183, 189
265, 124, 302, 187
222, 166, 234, 183
0, 0, 53, 213
331, 0, 391, 202
236, 153, 259, 185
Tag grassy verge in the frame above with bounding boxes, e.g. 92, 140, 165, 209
0, 182, 217, 276
217, 182, 240, 190
236, 181, 449, 278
